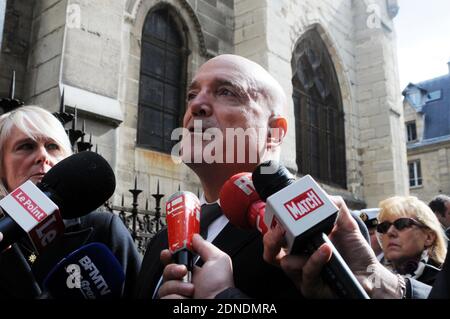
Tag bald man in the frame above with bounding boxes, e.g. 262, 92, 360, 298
134, 54, 301, 299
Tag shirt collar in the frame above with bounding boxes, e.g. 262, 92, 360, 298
199, 192, 221, 206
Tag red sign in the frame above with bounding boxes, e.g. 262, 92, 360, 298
166, 193, 200, 253
28, 210, 65, 253
283, 189, 324, 221
11, 188, 48, 222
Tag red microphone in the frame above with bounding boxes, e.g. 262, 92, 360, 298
219, 173, 275, 234
166, 191, 200, 282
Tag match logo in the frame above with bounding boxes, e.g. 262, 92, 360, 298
283, 189, 324, 221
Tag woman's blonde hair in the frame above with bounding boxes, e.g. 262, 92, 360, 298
378, 196, 448, 265
0, 106, 72, 196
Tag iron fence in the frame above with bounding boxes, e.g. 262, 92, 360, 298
102, 179, 166, 254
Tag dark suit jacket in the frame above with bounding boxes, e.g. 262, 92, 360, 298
135, 209, 370, 299
135, 222, 302, 299
0, 211, 142, 299
428, 249, 450, 299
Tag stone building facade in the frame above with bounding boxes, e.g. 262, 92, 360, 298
0, 0, 408, 209
402, 63, 450, 203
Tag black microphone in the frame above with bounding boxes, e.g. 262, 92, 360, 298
37, 151, 116, 219
0, 152, 116, 252
42, 242, 125, 299
252, 161, 369, 299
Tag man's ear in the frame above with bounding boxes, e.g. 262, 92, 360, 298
267, 116, 287, 148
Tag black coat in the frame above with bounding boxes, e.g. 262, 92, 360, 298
134, 212, 370, 299
0, 211, 142, 299
428, 248, 450, 298
134, 222, 302, 299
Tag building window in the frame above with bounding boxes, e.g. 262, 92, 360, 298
408, 161, 423, 187
409, 91, 422, 106
137, 7, 188, 153
406, 121, 417, 142
291, 29, 347, 188
426, 90, 442, 103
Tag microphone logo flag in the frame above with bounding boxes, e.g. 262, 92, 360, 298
283, 189, 324, 221
0, 180, 64, 253
263, 175, 338, 253
234, 175, 256, 195
11, 188, 48, 222
166, 192, 200, 253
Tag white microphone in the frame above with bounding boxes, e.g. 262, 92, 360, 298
0, 180, 64, 253
253, 161, 370, 299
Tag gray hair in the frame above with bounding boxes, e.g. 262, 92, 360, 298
0, 106, 72, 196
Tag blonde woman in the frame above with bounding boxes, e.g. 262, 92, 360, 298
0, 106, 141, 298
377, 196, 447, 285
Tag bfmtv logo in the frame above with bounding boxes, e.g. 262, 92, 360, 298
66, 264, 81, 289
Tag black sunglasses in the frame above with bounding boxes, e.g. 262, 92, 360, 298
376, 217, 426, 234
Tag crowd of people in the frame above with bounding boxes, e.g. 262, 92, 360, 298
0, 54, 449, 300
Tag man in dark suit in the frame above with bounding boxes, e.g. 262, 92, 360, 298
429, 195, 450, 239
429, 245, 450, 298
135, 54, 304, 299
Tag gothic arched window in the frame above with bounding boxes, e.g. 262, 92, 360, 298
137, 7, 188, 153
292, 29, 347, 188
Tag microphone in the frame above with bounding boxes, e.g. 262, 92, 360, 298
166, 191, 200, 283
252, 161, 369, 299
219, 173, 270, 234
42, 242, 125, 299
0, 152, 116, 253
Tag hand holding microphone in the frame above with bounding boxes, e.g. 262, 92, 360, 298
219, 163, 370, 298
158, 234, 235, 299
263, 196, 380, 298
160, 191, 234, 299
251, 161, 369, 299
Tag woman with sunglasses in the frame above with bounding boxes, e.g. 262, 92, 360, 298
377, 196, 447, 285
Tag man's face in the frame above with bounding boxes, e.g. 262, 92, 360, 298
434, 201, 450, 229
181, 57, 270, 166
443, 201, 450, 228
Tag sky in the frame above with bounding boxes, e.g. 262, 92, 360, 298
0, 0, 5, 49
395, 0, 450, 89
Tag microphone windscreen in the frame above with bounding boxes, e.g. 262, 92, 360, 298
43, 242, 125, 299
38, 152, 116, 219
219, 173, 260, 229
252, 161, 294, 201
